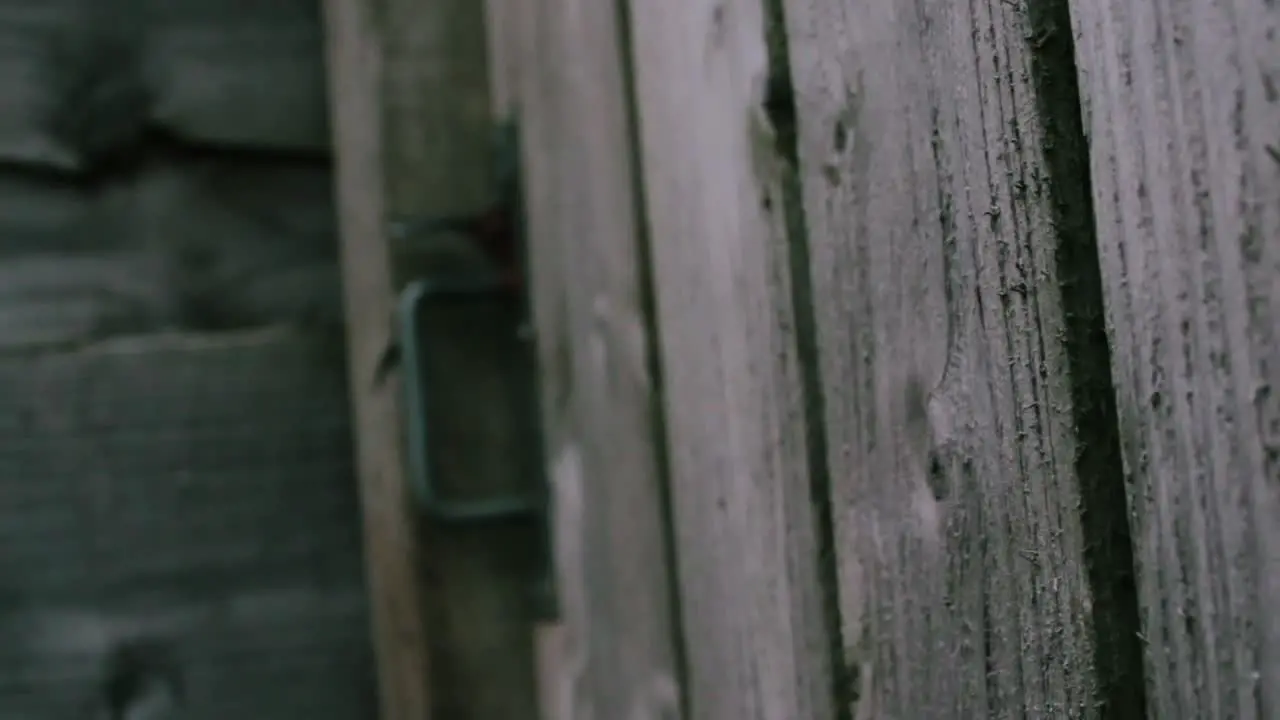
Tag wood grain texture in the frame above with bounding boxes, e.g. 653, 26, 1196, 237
1069, 0, 1280, 716
0, 173, 88, 250
0, 330, 375, 719
624, 1, 838, 718
0, 0, 328, 170
0, 160, 341, 350
513, 0, 687, 715
780, 0, 1146, 716
380, 0, 540, 715
322, 0, 540, 716
0, 157, 335, 259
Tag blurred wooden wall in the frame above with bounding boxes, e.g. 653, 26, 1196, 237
0, 1, 379, 717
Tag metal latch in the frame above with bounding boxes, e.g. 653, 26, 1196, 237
397, 277, 544, 522
392, 118, 557, 619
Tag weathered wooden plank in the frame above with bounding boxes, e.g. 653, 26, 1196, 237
0, 0, 328, 168
377, 0, 540, 714
780, 0, 1146, 716
1068, 0, 1280, 716
624, 1, 838, 718
0, 174, 91, 254
322, 0, 541, 716
0, 330, 375, 719
0, 160, 341, 350
83, 161, 342, 332
478, 1, 576, 717
145, 0, 331, 152
511, 0, 687, 715
0, 252, 167, 350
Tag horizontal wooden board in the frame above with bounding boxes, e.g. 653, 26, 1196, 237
145, 0, 330, 153
0, 0, 328, 169
0, 330, 373, 719
0, 252, 168, 350
1069, 0, 1280, 716
782, 0, 1147, 715
0, 159, 340, 349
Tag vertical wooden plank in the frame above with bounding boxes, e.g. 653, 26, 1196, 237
624, 1, 838, 718
321, 0, 540, 716
1068, 0, 1280, 716
779, 0, 1146, 716
511, 5, 575, 714
319, 1, 430, 717
508, 0, 689, 716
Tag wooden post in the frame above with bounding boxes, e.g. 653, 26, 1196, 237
321, 0, 539, 717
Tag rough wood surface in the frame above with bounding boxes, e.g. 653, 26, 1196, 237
0, 159, 340, 350
0, 0, 328, 170
624, 1, 838, 718
780, 0, 1147, 716
0, 330, 375, 719
513, 0, 686, 716
322, 0, 540, 716
1069, 0, 1280, 716
481, 4, 580, 718
0, 0, 86, 168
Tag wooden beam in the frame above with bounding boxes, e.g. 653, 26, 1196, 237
321, 0, 540, 717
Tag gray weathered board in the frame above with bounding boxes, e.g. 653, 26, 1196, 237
625, 1, 838, 718
0, 159, 340, 350
510, 0, 687, 715
1069, 0, 1280, 716
0, 0, 328, 169
779, 0, 1145, 716
0, 330, 375, 719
